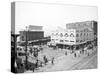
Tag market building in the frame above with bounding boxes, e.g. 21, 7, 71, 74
51, 28, 76, 45
50, 21, 96, 49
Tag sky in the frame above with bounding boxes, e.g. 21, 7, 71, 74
15, 2, 98, 36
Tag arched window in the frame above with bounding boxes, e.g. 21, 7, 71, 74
76, 34, 79, 37
80, 33, 82, 36
70, 33, 74, 37
60, 33, 63, 37
64, 33, 68, 37
56, 33, 58, 36
87, 33, 88, 36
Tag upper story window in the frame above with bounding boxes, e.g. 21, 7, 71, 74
64, 33, 68, 37
70, 41, 74, 42
76, 34, 79, 37
65, 40, 69, 42
84, 33, 85, 36
56, 33, 58, 36
70, 33, 74, 37
60, 33, 63, 37
87, 33, 88, 36
60, 40, 63, 42
52, 33, 57, 36
80, 33, 82, 36
76, 40, 79, 42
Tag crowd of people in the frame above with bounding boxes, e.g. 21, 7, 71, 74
14, 38, 97, 73
14, 44, 56, 73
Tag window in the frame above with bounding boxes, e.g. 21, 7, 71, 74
56, 33, 58, 36
76, 34, 79, 37
70, 41, 74, 42
87, 33, 88, 36
64, 33, 68, 37
65, 40, 69, 42
70, 33, 74, 37
60, 33, 63, 37
60, 40, 63, 42
80, 33, 82, 36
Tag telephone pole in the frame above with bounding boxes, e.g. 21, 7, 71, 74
25, 26, 28, 70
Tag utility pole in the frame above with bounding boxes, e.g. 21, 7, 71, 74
25, 26, 28, 70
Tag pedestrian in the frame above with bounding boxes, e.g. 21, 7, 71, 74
35, 59, 38, 68
65, 51, 67, 55
74, 53, 76, 57
43, 56, 48, 65
82, 49, 84, 54
51, 57, 54, 65
87, 51, 90, 56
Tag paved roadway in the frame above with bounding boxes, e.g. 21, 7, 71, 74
34, 46, 97, 72
69, 50, 97, 70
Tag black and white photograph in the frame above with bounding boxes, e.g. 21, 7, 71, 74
11, 2, 98, 73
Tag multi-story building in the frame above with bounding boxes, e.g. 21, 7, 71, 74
50, 21, 95, 48
51, 28, 76, 45
20, 31, 44, 42
66, 21, 95, 45
20, 25, 44, 42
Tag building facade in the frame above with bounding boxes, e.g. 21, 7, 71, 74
50, 21, 95, 46
20, 25, 44, 42
51, 29, 76, 45
20, 31, 44, 41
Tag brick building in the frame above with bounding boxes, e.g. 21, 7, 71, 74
20, 25, 44, 42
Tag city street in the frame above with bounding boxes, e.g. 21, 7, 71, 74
69, 50, 97, 70
35, 46, 97, 72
